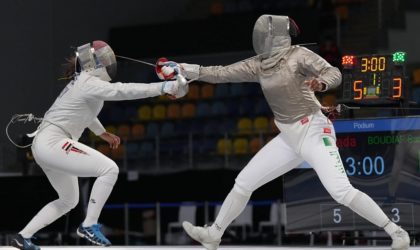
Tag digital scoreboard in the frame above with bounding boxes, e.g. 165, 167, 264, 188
284, 117, 420, 233
340, 52, 407, 104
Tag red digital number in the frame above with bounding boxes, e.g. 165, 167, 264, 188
393, 77, 402, 98
353, 80, 363, 100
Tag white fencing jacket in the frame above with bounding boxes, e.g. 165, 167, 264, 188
43, 72, 163, 140
193, 46, 342, 124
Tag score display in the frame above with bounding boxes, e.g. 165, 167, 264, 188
284, 117, 420, 233
341, 52, 406, 103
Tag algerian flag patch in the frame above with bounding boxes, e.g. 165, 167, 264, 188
323, 137, 332, 146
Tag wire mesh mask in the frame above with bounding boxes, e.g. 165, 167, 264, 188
252, 15, 300, 57
76, 40, 117, 81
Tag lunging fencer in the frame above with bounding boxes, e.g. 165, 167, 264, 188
11, 40, 188, 250
162, 15, 410, 250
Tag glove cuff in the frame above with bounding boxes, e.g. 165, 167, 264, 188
161, 81, 166, 94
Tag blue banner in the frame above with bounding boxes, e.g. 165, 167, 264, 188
334, 117, 420, 133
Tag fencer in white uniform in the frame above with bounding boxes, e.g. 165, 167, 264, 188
11, 40, 188, 250
165, 15, 410, 250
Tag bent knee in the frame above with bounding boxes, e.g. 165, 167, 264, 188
100, 160, 119, 185
67, 198, 79, 209
59, 194, 79, 211
233, 182, 253, 197
108, 161, 119, 175
330, 187, 358, 206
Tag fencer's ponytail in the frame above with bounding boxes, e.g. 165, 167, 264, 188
59, 55, 77, 81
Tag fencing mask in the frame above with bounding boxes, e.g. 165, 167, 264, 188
76, 40, 117, 81
252, 15, 300, 58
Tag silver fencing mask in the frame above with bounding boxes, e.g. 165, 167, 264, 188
252, 15, 300, 57
76, 40, 117, 81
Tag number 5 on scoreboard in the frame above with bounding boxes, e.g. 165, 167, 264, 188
353, 80, 363, 100
333, 208, 342, 223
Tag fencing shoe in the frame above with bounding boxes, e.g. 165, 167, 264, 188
10, 234, 40, 250
183, 221, 221, 250
391, 227, 410, 250
77, 224, 111, 246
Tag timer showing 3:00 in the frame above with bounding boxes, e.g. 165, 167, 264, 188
340, 52, 406, 103
344, 156, 385, 176
360, 56, 386, 72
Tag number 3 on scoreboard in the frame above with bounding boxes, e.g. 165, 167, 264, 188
391, 207, 400, 223
353, 80, 363, 100
393, 77, 402, 99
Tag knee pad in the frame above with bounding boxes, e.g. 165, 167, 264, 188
233, 183, 252, 198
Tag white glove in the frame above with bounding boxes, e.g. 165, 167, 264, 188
156, 58, 181, 80
175, 74, 188, 98
161, 74, 188, 99
157, 59, 200, 81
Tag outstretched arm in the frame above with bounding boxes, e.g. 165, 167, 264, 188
181, 58, 260, 84
80, 74, 186, 101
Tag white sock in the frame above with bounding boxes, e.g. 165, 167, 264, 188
20, 199, 72, 238
346, 191, 390, 229
82, 179, 114, 227
384, 221, 400, 236
209, 185, 251, 239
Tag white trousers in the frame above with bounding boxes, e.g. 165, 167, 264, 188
236, 110, 355, 204
20, 124, 118, 238
209, 111, 395, 239
210, 110, 394, 239
32, 124, 118, 182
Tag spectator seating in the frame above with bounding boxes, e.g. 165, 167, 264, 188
181, 103, 196, 118
233, 138, 248, 154
153, 104, 166, 120
138, 105, 152, 121
200, 84, 214, 99
215, 84, 230, 98
126, 142, 140, 160
254, 117, 269, 133
145, 122, 160, 138
117, 124, 131, 140
186, 84, 200, 100
167, 103, 181, 119
197, 102, 211, 117
131, 124, 145, 139
237, 118, 253, 135
161, 122, 175, 137
217, 138, 232, 155
249, 137, 263, 154
88, 83, 284, 163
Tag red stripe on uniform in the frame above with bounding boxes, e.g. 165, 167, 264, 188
71, 148, 87, 155
62, 142, 69, 149
70, 148, 82, 153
